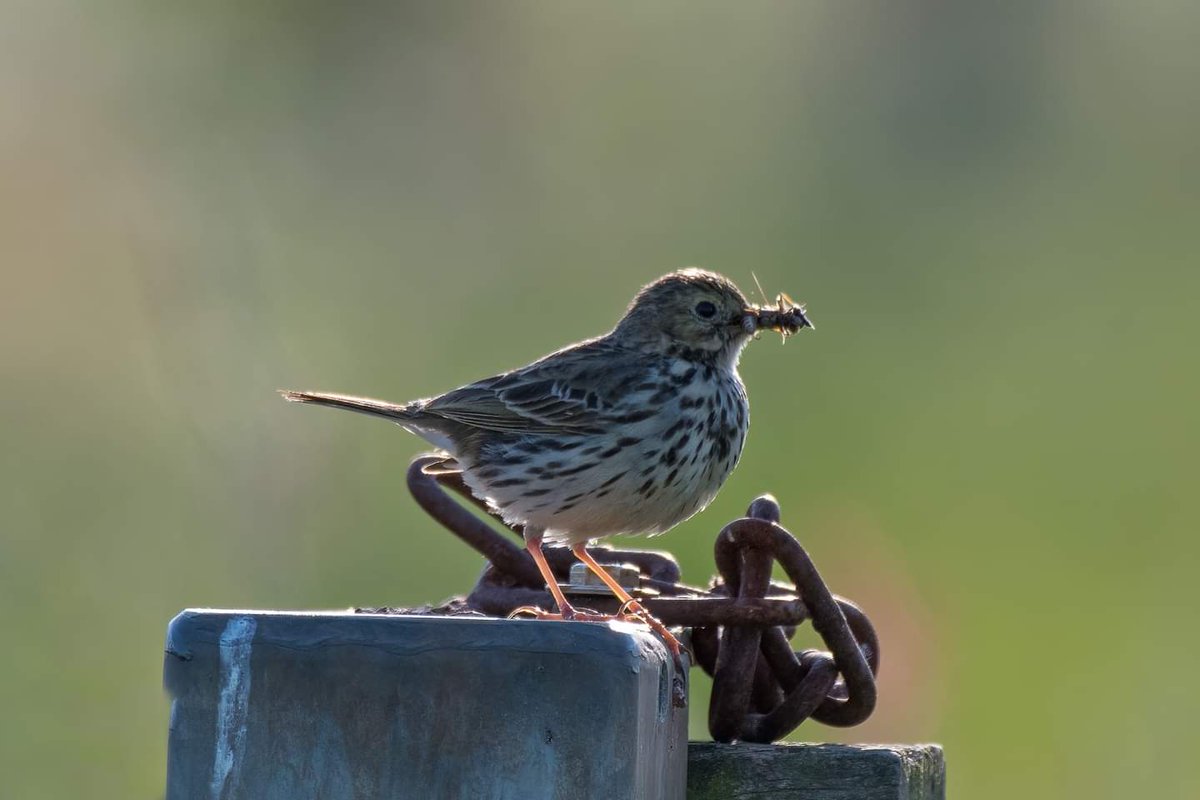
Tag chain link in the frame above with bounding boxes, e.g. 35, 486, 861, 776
388, 454, 879, 742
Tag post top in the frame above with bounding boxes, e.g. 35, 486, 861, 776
165, 607, 671, 671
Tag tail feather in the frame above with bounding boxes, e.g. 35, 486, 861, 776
279, 390, 417, 423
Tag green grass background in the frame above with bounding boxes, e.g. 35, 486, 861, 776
2, 2, 1197, 797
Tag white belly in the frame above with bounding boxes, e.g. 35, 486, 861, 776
459, 367, 749, 544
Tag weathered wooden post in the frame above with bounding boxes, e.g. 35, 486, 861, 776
688, 743, 944, 799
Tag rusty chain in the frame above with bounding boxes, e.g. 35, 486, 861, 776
382, 454, 879, 743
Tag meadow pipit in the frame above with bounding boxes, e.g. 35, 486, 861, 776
282, 269, 811, 658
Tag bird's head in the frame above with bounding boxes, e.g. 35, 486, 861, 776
612, 268, 812, 366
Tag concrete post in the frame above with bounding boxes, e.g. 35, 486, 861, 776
164, 610, 687, 800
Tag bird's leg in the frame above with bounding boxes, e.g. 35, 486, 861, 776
509, 529, 641, 622
509, 528, 580, 620
570, 544, 687, 659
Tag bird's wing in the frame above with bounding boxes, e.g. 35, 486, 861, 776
423, 339, 649, 435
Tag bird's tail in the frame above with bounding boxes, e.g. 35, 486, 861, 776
279, 390, 419, 423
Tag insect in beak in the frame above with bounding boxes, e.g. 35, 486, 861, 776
746, 293, 814, 342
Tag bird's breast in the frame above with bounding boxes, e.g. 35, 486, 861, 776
461, 362, 750, 543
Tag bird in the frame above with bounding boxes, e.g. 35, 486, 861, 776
281, 268, 812, 658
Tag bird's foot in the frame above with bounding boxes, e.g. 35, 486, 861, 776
507, 605, 561, 620
616, 599, 691, 659
614, 600, 660, 626
615, 599, 690, 707
507, 604, 609, 622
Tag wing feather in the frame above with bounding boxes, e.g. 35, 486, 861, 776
421, 339, 647, 435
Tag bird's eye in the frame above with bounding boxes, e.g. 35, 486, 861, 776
695, 301, 717, 319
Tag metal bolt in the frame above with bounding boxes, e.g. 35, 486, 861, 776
563, 561, 641, 596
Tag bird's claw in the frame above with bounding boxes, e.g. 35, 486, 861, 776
507, 605, 610, 622
507, 605, 560, 620
615, 598, 651, 624
614, 598, 693, 662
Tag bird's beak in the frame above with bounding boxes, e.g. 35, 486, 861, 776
736, 311, 760, 336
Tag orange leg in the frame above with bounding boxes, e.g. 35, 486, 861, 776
511, 534, 579, 619
570, 543, 686, 658
509, 536, 620, 622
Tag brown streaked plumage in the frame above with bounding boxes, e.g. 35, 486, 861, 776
282, 268, 812, 659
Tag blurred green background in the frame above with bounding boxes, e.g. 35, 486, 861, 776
2, 2, 1197, 798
